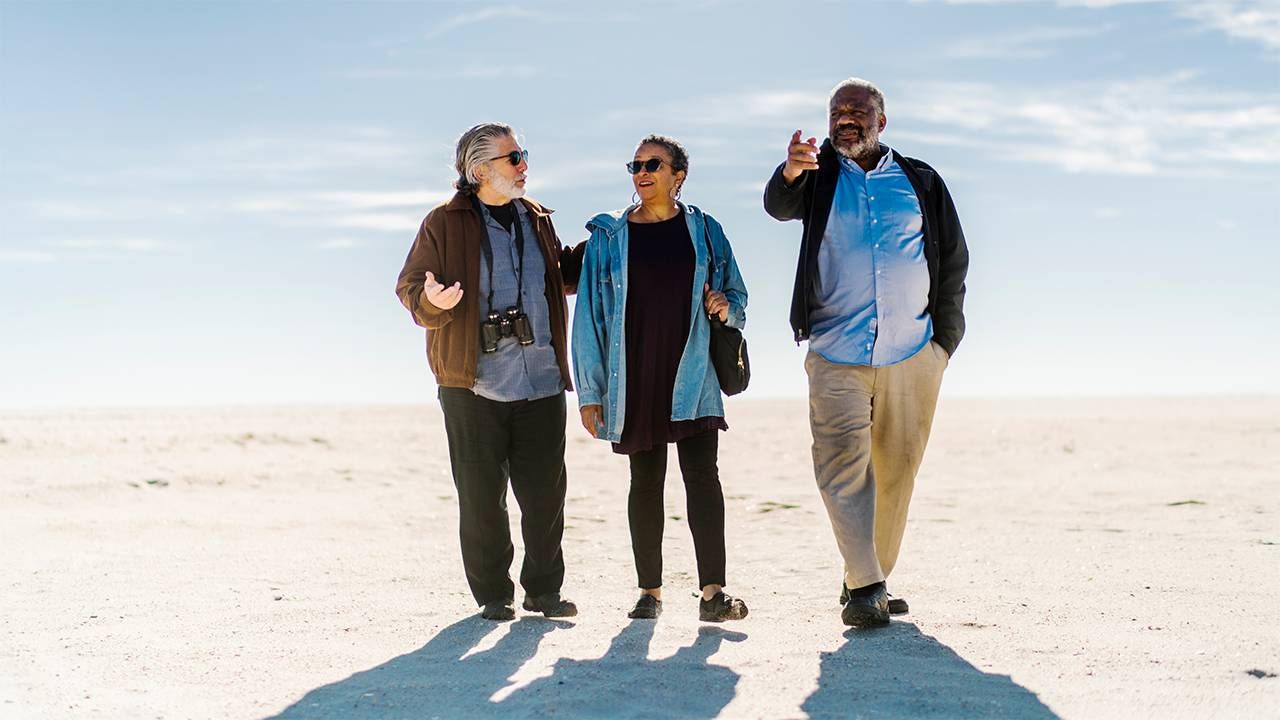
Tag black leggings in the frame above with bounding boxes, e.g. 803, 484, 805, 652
627, 431, 726, 590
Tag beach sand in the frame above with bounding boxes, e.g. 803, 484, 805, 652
2, 397, 1277, 719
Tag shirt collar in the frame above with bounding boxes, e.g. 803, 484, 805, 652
479, 199, 525, 232
838, 143, 895, 175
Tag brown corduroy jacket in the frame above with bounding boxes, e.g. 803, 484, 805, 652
395, 192, 584, 391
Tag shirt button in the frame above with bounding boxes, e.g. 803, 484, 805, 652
871, 219, 878, 224
869, 196, 876, 201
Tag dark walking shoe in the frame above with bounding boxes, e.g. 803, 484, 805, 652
888, 594, 909, 615
841, 581, 909, 615
699, 592, 748, 622
841, 581, 889, 627
522, 593, 578, 618
627, 594, 662, 619
481, 600, 515, 621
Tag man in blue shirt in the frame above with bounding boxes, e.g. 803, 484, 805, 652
764, 78, 969, 627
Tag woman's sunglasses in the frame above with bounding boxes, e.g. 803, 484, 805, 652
489, 149, 529, 166
625, 158, 664, 174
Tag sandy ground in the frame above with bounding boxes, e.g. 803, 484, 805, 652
1, 397, 1278, 719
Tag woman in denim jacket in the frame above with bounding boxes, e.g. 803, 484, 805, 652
572, 134, 749, 622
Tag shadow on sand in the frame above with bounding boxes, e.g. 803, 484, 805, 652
802, 622, 1060, 719
266, 618, 744, 720
268, 617, 1055, 719
267, 615, 555, 719
498, 622, 746, 718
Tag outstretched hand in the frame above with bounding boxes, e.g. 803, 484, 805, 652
422, 271, 463, 310
782, 129, 819, 184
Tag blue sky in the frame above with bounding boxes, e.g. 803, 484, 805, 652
1, 0, 1277, 408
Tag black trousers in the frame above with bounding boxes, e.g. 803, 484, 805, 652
438, 387, 567, 606
627, 431, 727, 590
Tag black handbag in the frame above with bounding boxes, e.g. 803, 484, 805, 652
701, 216, 750, 396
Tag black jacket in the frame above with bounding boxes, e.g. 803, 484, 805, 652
763, 140, 969, 356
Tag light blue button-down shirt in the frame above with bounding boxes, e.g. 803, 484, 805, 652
472, 201, 564, 402
809, 146, 932, 366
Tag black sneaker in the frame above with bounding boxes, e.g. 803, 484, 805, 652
627, 594, 662, 619
480, 600, 515, 621
841, 581, 889, 627
522, 593, 578, 618
699, 592, 748, 622
841, 582, 909, 615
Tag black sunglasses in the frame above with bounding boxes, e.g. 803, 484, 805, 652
625, 158, 664, 174
489, 149, 529, 166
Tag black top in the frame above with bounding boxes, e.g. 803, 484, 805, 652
484, 201, 515, 231
762, 142, 970, 356
613, 214, 727, 455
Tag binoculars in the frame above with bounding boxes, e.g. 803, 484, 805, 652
480, 306, 534, 353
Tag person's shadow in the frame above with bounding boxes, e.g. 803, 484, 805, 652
496, 622, 746, 718
802, 622, 1060, 719
266, 615, 562, 720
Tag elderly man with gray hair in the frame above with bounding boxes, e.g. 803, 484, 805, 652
396, 122, 584, 621
764, 78, 969, 627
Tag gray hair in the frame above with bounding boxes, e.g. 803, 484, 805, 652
454, 122, 515, 192
829, 77, 885, 116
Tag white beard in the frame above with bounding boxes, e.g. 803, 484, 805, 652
487, 171, 526, 200
835, 131, 881, 162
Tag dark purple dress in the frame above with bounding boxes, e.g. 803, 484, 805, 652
612, 214, 728, 455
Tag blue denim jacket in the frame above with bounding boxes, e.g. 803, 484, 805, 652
572, 203, 748, 442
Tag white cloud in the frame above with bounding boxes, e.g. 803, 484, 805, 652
426, 6, 543, 39
605, 90, 825, 128
1178, 0, 1280, 51
319, 238, 362, 249
460, 64, 541, 79
940, 25, 1115, 59
313, 190, 453, 209
925, 0, 1280, 50
339, 64, 541, 81
52, 238, 165, 251
329, 213, 424, 232
0, 250, 57, 263
232, 188, 450, 235
888, 72, 1280, 175
33, 201, 110, 219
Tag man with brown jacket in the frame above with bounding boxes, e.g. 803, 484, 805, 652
396, 122, 584, 621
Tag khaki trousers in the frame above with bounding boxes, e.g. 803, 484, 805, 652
805, 341, 948, 589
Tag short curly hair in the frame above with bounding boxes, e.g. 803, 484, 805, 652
636, 134, 689, 174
